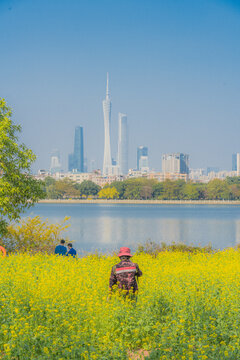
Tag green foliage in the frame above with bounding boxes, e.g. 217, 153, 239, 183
44, 179, 100, 199
152, 182, 164, 199
2, 216, 70, 253
206, 179, 231, 200
109, 181, 126, 199
182, 182, 200, 200
121, 178, 156, 200
76, 180, 101, 197
44, 178, 80, 199
0, 99, 45, 237
226, 176, 240, 185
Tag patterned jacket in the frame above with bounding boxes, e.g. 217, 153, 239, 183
109, 257, 142, 293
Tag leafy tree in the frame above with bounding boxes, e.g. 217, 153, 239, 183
44, 176, 56, 187
226, 176, 240, 185
123, 181, 142, 199
182, 183, 200, 200
0, 99, 44, 236
229, 184, 240, 200
123, 178, 155, 200
54, 179, 80, 198
140, 185, 153, 199
161, 180, 183, 200
98, 186, 119, 199
110, 181, 126, 199
206, 179, 231, 200
46, 184, 62, 199
152, 182, 164, 199
76, 180, 101, 197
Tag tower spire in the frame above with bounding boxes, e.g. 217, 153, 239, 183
106, 72, 109, 100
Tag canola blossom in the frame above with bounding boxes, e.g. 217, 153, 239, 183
1, 250, 240, 359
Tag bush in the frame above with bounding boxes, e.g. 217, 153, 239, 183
136, 240, 214, 256
2, 216, 70, 253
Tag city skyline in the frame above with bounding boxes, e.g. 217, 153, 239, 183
1, 0, 240, 172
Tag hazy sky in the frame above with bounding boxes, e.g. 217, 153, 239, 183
1, 0, 240, 172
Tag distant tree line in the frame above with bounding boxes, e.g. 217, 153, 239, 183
42, 176, 240, 200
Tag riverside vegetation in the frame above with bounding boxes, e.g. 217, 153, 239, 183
43, 176, 240, 201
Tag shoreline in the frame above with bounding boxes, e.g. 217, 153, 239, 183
38, 199, 240, 205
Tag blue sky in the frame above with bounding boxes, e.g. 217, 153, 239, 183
1, 0, 240, 172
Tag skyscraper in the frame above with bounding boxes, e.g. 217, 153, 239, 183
137, 146, 148, 170
236, 153, 240, 175
50, 149, 61, 174
232, 153, 237, 171
103, 73, 112, 176
118, 113, 128, 175
162, 153, 189, 174
68, 126, 84, 172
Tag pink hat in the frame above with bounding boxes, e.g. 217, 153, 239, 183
118, 247, 133, 257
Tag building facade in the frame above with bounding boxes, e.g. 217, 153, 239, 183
68, 126, 84, 172
162, 153, 189, 174
103, 73, 112, 175
137, 146, 148, 171
118, 113, 128, 175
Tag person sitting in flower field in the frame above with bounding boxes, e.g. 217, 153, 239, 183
54, 239, 67, 256
109, 247, 142, 296
66, 243, 77, 257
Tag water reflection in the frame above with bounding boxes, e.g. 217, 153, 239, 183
24, 204, 240, 252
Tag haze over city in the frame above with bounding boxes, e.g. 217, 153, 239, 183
1, 0, 240, 172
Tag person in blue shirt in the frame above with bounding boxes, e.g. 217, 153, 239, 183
67, 243, 77, 257
55, 239, 67, 255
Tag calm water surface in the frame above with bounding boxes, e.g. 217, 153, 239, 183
24, 204, 240, 253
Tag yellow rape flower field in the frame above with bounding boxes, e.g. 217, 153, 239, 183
1, 250, 240, 359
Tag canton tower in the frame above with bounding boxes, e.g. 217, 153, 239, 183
103, 73, 112, 175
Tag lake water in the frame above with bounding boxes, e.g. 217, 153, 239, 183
23, 203, 240, 253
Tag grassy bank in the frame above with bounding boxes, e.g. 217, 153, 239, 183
1, 250, 240, 359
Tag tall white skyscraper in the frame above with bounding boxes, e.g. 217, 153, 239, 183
103, 73, 112, 175
118, 113, 128, 175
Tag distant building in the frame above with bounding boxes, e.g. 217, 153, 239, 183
237, 153, 240, 176
139, 156, 149, 172
118, 113, 128, 175
137, 146, 148, 171
50, 149, 61, 174
207, 167, 220, 175
68, 126, 84, 172
68, 154, 75, 172
162, 153, 189, 174
232, 153, 237, 171
90, 160, 97, 172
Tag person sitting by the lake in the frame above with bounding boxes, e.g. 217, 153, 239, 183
109, 247, 142, 297
54, 239, 67, 256
66, 243, 77, 257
